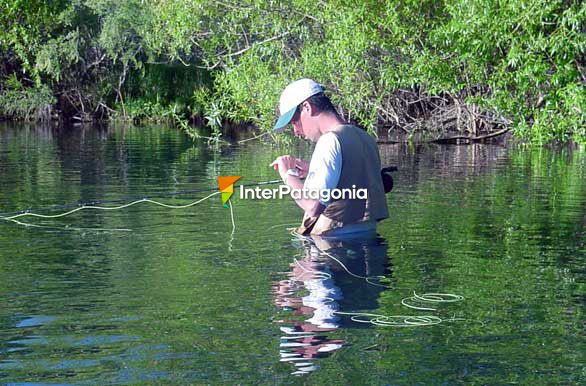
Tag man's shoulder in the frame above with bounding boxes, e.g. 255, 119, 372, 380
316, 131, 341, 150
331, 124, 361, 133
331, 124, 376, 145
333, 124, 371, 137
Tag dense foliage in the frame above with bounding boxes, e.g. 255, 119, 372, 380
0, 0, 584, 143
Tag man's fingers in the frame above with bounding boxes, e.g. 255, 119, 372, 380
271, 155, 298, 170
295, 159, 308, 169
294, 161, 305, 170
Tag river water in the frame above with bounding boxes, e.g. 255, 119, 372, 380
0, 124, 584, 385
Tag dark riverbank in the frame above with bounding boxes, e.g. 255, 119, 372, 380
1, 1, 584, 144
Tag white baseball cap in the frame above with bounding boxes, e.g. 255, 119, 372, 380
274, 78, 324, 132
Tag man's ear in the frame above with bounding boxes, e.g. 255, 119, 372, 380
303, 101, 315, 116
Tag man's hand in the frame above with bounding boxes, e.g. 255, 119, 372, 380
270, 155, 298, 182
295, 159, 309, 178
270, 155, 323, 217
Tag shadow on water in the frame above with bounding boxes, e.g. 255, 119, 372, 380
272, 233, 391, 375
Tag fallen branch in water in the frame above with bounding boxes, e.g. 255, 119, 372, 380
429, 127, 511, 144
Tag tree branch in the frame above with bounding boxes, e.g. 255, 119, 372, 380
224, 30, 291, 58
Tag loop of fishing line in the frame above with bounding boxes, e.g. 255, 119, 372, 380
284, 229, 466, 327
290, 229, 390, 287
401, 292, 465, 311
1, 192, 220, 221
0, 178, 283, 233
0, 191, 230, 233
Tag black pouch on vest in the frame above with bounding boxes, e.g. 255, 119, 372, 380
381, 166, 398, 193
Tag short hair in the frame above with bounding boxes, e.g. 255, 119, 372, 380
305, 92, 338, 115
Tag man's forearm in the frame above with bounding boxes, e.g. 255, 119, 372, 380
282, 174, 323, 217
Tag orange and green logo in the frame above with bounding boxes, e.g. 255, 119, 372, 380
217, 176, 241, 208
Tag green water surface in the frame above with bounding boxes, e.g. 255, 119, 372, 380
0, 124, 584, 385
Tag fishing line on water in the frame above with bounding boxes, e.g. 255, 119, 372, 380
0, 187, 216, 218
0, 192, 221, 232
401, 292, 465, 311
290, 229, 389, 288
228, 198, 235, 235
227, 198, 236, 250
266, 222, 301, 231
0, 191, 220, 221
334, 291, 468, 327
283, 229, 466, 327
0, 178, 282, 218
4, 217, 132, 232
335, 311, 443, 327
0, 178, 282, 232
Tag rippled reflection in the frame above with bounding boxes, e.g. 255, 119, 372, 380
273, 234, 390, 375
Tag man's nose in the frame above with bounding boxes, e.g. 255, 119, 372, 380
293, 124, 302, 136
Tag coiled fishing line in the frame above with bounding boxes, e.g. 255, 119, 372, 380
401, 292, 465, 311
335, 312, 444, 327
283, 229, 465, 327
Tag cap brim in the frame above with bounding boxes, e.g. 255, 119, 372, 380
273, 107, 296, 133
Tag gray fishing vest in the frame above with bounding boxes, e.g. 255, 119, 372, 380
298, 125, 389, 236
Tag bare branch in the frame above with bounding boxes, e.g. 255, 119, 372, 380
224, 30, 291, 58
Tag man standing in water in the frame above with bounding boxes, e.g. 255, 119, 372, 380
271, 78, 388, 236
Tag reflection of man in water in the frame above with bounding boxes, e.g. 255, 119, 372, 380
273, 245, 345, 375
272, 234, 390, 375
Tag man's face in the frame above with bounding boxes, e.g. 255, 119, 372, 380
290, 103, 317, 142
291, 106, 304, 137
